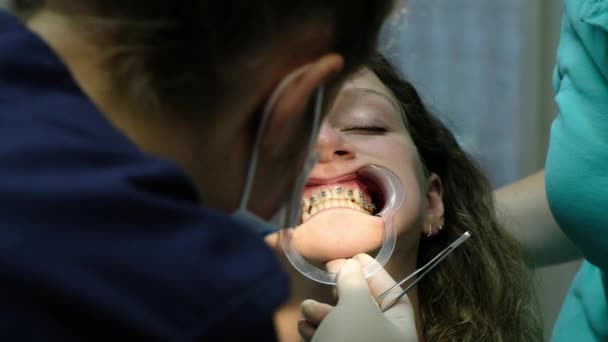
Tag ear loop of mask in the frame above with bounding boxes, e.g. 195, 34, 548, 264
235, 64, 324, 232
269, 90, 323, 229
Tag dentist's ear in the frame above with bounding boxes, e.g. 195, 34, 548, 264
261, 54, 344, 157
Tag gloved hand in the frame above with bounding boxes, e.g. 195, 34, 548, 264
298, 254, 419, 342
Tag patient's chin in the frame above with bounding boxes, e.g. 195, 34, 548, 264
291, 208, 384, 264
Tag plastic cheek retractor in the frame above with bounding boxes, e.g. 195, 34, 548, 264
279, 164, 405, 285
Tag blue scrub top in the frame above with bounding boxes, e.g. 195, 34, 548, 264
0, 11, 288, 341
546, 0, 608, 340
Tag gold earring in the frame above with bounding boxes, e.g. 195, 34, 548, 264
427, 223, 434, 237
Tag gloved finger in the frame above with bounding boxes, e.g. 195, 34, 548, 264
335, 258, 373, 306
323, 259, 346, 299
353, 253, 416, 328
300, 299, 333, 327
352, 253, 402, 299
263, 232, 279, 249
297, 319, 317, 342
325, 258, 347, 273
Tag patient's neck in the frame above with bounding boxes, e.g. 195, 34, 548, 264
385, 244, 425, 341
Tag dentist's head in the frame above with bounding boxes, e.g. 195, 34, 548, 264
13, 0, 394, 220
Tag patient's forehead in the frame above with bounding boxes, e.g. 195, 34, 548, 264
342, 68, 394, 99
334, 67, 404, 124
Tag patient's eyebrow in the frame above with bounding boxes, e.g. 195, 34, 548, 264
339, 87, 405, 124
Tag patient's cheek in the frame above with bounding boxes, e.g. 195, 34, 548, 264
292, 209, 384, 263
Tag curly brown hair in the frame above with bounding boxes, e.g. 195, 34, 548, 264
366, 54, 543, 341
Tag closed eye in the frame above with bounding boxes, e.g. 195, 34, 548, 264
343, 126, 387, 134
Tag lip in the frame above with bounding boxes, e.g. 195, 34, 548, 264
306, 173, 357, 186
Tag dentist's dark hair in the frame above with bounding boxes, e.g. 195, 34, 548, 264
11, 0, 393, 119
366, 54, 543, 342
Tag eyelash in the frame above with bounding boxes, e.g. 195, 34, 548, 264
344, 126, 387, 133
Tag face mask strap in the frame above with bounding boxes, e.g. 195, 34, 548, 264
238, 65, 323, 218
282, 85, 324, 228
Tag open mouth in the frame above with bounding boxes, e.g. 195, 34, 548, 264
300, 173, 385, 223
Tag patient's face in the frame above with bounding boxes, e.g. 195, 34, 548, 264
295, 68, 428, 262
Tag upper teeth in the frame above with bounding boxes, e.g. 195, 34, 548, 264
301, 187, 376, 222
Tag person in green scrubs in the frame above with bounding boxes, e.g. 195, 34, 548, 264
496, 0, 607, 340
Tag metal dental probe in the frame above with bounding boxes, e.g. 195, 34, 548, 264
375, 231, 472, 312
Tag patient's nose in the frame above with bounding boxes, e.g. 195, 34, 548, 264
316, 122, 355, 163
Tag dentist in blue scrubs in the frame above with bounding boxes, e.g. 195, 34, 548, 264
0, 1, 417, 341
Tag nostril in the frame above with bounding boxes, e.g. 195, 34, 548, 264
335, 150, 349, 156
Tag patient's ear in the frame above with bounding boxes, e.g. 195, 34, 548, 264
422, 173, 445, 237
